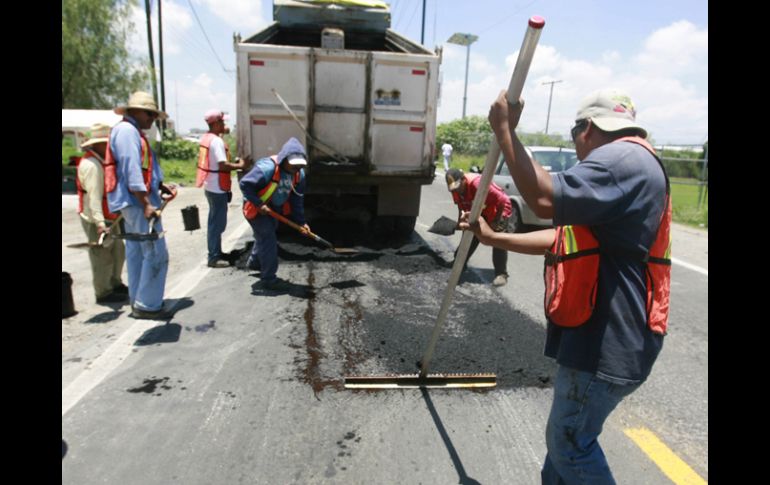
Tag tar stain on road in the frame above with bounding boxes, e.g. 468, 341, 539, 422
192, 321, 216, 333
298, 263, 343, 398
334, 430, 362, 471
126, 376, 176, 396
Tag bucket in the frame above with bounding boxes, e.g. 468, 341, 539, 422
181, 205, 200, 232
62, 272, 77, 318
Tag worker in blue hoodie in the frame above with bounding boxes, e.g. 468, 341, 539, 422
239, 137, 310, 290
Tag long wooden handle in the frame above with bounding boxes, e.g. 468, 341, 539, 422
264, 207, 334, 249
419, 16, 545, 379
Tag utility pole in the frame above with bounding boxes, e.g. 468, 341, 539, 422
144, 0, 159, 110
158, 0, 167, 133
447, 33, 478, 119
421, 0, 426, 45
542, 79, 562, 134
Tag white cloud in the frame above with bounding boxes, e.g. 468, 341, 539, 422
437, 20, 708, 145
635, 20, 708, 76
172, 73, 235, 132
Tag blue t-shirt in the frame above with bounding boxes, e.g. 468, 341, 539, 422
548, 140, 667, 384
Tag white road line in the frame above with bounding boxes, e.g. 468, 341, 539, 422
671, 257, 708, 277
62, 221, 251, 417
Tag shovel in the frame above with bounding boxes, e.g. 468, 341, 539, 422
427, 215, 458, 236
344, 15, 545, 389
66, 214, 124, 249
262, 206, 358, 255
114, 197, 171, 242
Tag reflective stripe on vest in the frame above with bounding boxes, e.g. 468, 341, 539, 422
103, 122, 153, 194
242, 156, 301, 220
543, 136, 671, 335
195, 132, 232, 191
75, 152, 119, 221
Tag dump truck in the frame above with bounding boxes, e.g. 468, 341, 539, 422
233, 0, 442, 237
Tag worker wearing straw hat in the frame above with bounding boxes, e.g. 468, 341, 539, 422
106, 91, 177, 320
76, 123, 127, 304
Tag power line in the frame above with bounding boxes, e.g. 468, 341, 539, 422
165, 21, 232, 79
478, 0, 541, 35
185, 0, 234, 79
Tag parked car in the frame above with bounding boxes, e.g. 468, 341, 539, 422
492, 146, 578, 232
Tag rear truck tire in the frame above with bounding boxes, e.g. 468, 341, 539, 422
507, 201, 522, 233
394, 215, 416, 239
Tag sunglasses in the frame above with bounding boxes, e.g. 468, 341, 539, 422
571, 119, 588, 142
144, 110, 159, 119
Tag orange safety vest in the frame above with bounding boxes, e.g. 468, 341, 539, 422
242, 156, 302, 220
195, 132, 232, 191
75, 151, 119, 221
543, 136, 671, 335
103, 121, 153, 194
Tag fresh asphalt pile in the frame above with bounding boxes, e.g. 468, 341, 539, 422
233, 228, 556, 392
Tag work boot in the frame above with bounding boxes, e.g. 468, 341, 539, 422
492, 274, 508, 287
96, 292, 128, 304
207, 259, 230, 268
258, 278, 293, 292
130, 305, 176, 320
112, 283, 129, 295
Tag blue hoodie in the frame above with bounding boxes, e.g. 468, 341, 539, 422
239, 137, 307, 225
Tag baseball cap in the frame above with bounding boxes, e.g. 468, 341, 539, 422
445, 168, 464, 191
574, 89, 647, 139
204, 109, 228, 124
287, 153, 307, 166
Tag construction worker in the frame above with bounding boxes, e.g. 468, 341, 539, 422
195, 109, 246, 268
106, 91, 177, 320
461, 88, 670, 484
446, 167, 511, 286
239, 137, 311, 291
75, 123, 127, 304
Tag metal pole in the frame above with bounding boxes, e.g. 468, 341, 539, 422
421, 0, 426, 45
419, 16, 545, 379
144, 0, 159, 108
158, 0, 167, 134
462, 43, 471, 118
697, 143, 708, 209
542, 80, 562, 134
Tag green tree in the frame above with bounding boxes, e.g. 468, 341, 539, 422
62, 0, 148, 108
436, 116, 572, 155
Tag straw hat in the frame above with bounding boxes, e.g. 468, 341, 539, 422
114, 91, 168, 120
80, 123, 111, 149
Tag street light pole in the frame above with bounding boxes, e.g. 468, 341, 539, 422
542, 79, 562, 134
447, 33, 478, 119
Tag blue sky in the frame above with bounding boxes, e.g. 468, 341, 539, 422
129, 0, 707, 145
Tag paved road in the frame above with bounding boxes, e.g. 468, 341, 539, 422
62, 175, 708, 484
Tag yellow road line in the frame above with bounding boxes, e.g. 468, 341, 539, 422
624, 427, 707, 485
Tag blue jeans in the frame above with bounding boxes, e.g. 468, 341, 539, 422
120, 205, 169, 312
205, 190, 229, 263
541, 366, 641, 485
247, 214, 279, 281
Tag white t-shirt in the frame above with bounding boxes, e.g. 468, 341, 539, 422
442, 143, 453, 157
204, 135, 229, 193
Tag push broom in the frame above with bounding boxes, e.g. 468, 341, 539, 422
344, 15, 545, 389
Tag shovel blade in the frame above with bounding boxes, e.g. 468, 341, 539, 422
428, 216, 457, 236
343, 373, 496, 389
